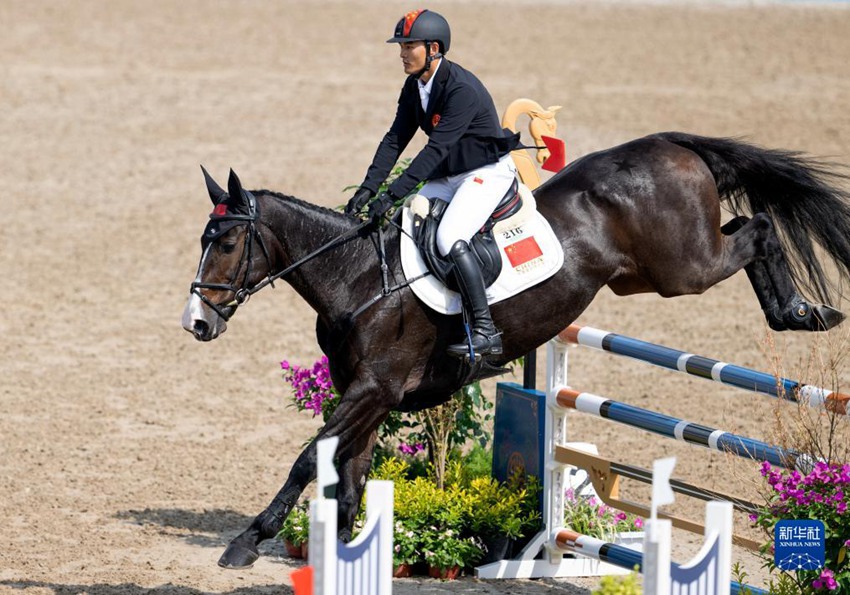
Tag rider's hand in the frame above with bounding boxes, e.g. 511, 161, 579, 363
368, 191, 396, 222
345, 188, 374, 216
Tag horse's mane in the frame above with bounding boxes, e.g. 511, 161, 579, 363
252, 189, 350, 221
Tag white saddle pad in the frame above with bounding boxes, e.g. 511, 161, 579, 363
399, 184, 565, 315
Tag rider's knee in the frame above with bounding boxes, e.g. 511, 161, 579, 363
448, 239, 470, 258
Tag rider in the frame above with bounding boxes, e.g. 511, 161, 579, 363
345, 8, 520, 359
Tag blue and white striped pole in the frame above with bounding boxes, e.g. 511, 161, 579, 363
560, 324, 849, 415
554, 387, 803, 470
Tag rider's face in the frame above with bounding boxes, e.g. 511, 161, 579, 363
399, 41, 438, 76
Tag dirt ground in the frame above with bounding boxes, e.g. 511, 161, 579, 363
2, 0, 850, 593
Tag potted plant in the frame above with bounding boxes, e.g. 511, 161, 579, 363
464, 477, 527, 564
421, 528, 483, 579
277, 502, 310, 558
563, 487, 644, 545
392, 520, 419, 577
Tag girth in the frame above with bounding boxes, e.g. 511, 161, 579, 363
412, 178, 521, 289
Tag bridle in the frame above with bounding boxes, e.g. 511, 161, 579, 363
189, 193, 409, 323
190, 190, 277, 321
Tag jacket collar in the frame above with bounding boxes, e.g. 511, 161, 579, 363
423, 58, 451, 118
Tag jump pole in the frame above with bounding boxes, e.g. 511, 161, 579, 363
560, 324, 849, 415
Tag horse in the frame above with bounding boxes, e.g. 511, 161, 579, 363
182, 131, 850, 569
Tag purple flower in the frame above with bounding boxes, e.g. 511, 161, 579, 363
398, 442, 425, 456
812, 568, 838, 591
633, 518, 643, 529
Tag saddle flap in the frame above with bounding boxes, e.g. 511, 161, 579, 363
411, 197, 502, 289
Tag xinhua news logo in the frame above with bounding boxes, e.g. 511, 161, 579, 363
774, 519, 825, 571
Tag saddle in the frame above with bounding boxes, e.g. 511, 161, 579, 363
411, 178, 522, 290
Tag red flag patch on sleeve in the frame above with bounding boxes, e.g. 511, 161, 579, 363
504, 236, 543, 267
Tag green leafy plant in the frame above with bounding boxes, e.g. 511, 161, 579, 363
464, 476, 531, 540
592, 568, 642, 595
392, 520, 419, 567
277, 501, 310, 547
421, 528, 483, 571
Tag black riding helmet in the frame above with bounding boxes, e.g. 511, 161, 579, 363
387, 9, 451, 78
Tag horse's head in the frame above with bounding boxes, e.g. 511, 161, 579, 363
182, 167, 274, 341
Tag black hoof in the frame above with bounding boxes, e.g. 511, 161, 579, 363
218, 541, 259, 569
781, 301, 846, 332
812, 304, 846, 331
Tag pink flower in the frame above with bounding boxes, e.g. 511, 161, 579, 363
812, 568, 838, 591
633, 517, 643, 529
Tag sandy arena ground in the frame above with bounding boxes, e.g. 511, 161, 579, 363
2, 0, 849, 593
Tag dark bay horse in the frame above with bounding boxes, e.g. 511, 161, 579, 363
182, 132, 850, 568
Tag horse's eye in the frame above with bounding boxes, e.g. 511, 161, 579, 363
219, 242, 237, 255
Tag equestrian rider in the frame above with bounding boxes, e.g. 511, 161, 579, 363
345, 9, 520, 359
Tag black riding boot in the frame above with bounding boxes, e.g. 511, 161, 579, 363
446, 240, 503, 358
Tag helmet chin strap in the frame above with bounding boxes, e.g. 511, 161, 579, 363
415, 42, 442, 80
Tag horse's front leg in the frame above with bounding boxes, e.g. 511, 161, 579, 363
218, 372, 396, 569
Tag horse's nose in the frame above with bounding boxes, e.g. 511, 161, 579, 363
192, 319, 210, 340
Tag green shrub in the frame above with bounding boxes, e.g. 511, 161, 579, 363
592, 568, 642, 595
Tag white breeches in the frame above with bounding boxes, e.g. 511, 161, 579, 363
419, 154, 518, 256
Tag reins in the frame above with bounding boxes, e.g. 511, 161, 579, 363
192, 203, 429, 323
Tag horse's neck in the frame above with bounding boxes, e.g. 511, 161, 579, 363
260, 193, 372, 319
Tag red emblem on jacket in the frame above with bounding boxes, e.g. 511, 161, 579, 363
431, 113, 441, 128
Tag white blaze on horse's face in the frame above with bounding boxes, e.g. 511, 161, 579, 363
182, 243, 228, 341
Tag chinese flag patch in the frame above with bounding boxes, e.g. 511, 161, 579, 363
504, 236, 543, 267
473, 176, 484, 184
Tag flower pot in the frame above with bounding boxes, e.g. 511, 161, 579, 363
301, 541, 309, 559
479, 534, 513, 564
428, 565, 461, 580
285, 540, 304, 558
393, 563, 413, 578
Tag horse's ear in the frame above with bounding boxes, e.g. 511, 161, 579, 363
547, 105, 563, 114
227, 169, 250, 215
201, 165, 227, 205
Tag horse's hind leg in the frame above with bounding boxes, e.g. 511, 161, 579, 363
722, 216, 845, 331
335, 429, 379, 542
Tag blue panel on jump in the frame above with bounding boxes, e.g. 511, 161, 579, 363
492, 383, 546, 485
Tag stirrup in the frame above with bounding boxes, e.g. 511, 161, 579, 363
447, 329, 503, 359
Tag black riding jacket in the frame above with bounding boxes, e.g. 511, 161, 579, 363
360, 59, 520, 199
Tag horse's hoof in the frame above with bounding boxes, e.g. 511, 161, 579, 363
812, 304, 846, 331
218, 541, 259, 569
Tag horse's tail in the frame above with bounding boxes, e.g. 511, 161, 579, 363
654, 131, 850, 304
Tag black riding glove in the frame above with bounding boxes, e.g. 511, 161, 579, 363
345, 187, 374, 216
368, 191, 396, 222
